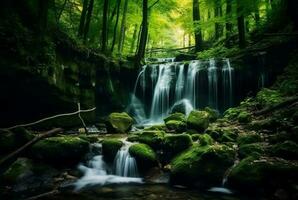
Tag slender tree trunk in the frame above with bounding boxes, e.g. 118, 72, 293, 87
111, 0, 121, 52
225, 0, 232, 37
78, 0, 89, 37
39, 0, 50, 34
214, 0, 223, 39
101, 0, 109, 52
118, 0, 129, 55
193, 0, 203, 52
188, 34, 191, 47
237, 0, 246, 48
130, 24, 138, 53
135, 0, 148, 66
83, 0, 94, 44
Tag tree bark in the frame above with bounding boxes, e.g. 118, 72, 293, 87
78, 0, 89, 37
118, 0, 129, 55
83, 0, 94, 44
38, 0, 50, 34
101, 0, 110, 52
111, 0, 121, 52
225, 0, 232, 37
130, 24, 138, 54
214, 0, 223, 39
237, 0, 246, 48
135, 0, 148, 66
193, 0, 203, 52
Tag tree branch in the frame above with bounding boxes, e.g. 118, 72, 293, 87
149, 0, 160, 10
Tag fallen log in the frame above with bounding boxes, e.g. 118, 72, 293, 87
0, 128, 63, 167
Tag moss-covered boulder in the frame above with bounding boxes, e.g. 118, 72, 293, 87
224, 107, 243, 120
137, 130, 165, 149
1, 158, 33, 184
268, 141, 298, 160
129, 144, 157, 171
102, 139, 123, 162
197, 134, 214, 146
144, 124, 166, 131
237, 111, 252, 123
164, 113, 186, 123
187, 110, 210, 132
170, 144, 235, 187
31, 136, 89, 165
256, 88, 283, 108
228, 156, 298, 192
164, 113, 187, 132
191, 134, 201, 142
237, 133, 262, 146
203, 107, 219, 122
238, 143, 266, 159
107, 112, 134, 133
0, 128, 34, 154
220, 129, 238, 142
163, 134, 192, 158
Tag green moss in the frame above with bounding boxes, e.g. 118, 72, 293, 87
102, 139, 123, 162
144, 124, 166, 131
187, 110, 210, 132
170, 144, 235, 186
191, 134, 201, 141
237, 111, 252, 123
223, 107, 243, 120
238, 143, 266, 159
203, 107, 219, 122
269, 141, 298, 160
256, 88, 283, 108
129, 143, 157, 171
165, 120, 187, 132
137, 130, 165, 149
107, 112, 133, 133
197, 134, 214, 146
220, 129, 238, 142
31, 136, 89, 165
164, 113, 186, 123
127, 134, 140, 142
163, 134, 192, 157
2, 158, 33, 184
237, 134, 262, 146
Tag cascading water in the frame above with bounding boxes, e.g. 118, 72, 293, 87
74, 142, 142, 190
128, 58, 234, 125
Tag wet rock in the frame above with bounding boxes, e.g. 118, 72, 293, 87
129, 143, 158, 171
170, 144, 235, 187
163, 134, 192, 159
106, 112, 133, 133
203, 107, 219, 122
238, 143, 266, 159
237, 133, 262, 146
237, 111, 252, 123
187, 110, 210, 132
137, 130, 165, 150
102, 139, 123, 162
268, 140, 298, 160
196, 134, 214, 146
164, 113, 187, 133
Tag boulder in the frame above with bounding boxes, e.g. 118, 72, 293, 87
31, 136, 89, 165
137, 130, 165, 150
164, 113, 187, 132
268, 141, 298, 160
163, 134, 192, 159
164, 113, 186, 123
237, 111, 252, 123
256, 88, 283, 108
238, 143, 266, 159
107, 112, 134, 133
223, 107, 243, 120
129, 143, 158, 171
102, 139, 123, 162
220, 129, 238, 142
187, 110, 210, 132
144, 124, 166, 131
228, 156, 298, 192
197, 134, 214, 146
203, 107, 219, 122
170, 144, 235, 187
237, 133, 262, 146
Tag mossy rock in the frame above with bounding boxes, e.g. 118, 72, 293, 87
223, 107, 243, 120
268, 141, 298, 160
205, 126, 222, 141
127, 134, 140, 142
220, 129, 238, 142
1, 158, 33, 184
267, 131, 298, 144
165, 120, 187, 133
107, 112, 134, 133
31, 136, 89, 165
129, 143, 157, 171
144, 124, 166, 131
228, 156, 298, 192
203, 107, 219, 122
197, 134, 214, 146
170, 144, 235, 187
237, 111, 252, 123
256, 88, 283, 108
137, 130, 165, 150
238, 143, 266, 159
102, 139, 123, 162
191, 134, 201, 142
187, 110, 210, 132
164, 113, 186, 123
249, 118, 281, 131
0, 128, 34, 154
237, 134, 262, 146
163, 134, 192, 159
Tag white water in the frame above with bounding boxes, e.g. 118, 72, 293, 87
129, 58, 234, 125
74, 143, 142, 191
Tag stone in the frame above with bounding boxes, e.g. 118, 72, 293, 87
163, 134, 192, 159
187, 110, 210, 132
107, 112, 134, 133
268, 141, 298, 160
102, 139, 123, 162
129, 143, 158, 171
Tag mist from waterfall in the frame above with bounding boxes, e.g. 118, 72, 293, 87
128, 58, 234, 125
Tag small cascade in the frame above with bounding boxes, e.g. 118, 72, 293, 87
74, 143, 142, 190
129, 58, 235, 125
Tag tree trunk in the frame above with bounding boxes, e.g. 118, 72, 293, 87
83, 0, 94, 44
225, 0, 232, 37
237, 0, 246, 48
118, 0, 129, 55
111, 0, 121, 52
130, 24, 138, 54
78, 0, 89, 37
101, 0, 109, 52
214, 0, 223, 39
135, 0, 148, 66
193, 0, 203, 52
38, 0, 50, 34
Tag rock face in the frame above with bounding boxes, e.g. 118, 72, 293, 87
227, 156, 298, 192
30, 136, 89, 165
107, 112, 134, 133
129, 143, 158, 171
164, 113, 187, 132
170, 144, 235, 187
163, 134, 192, 160
186, 110, 210, 132
135, 130, 165, 150
102, 139, 123, 162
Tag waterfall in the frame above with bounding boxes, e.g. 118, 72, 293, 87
74, 143, 142, 190
129, 58, 235, 125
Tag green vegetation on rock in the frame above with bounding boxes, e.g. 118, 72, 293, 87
137, 130, 165, 149
163, 134, 192, 158
197, 134, 214, 146
237, 134, 262, 146
269, 141, 298, 160
238, 143, 266, 159
129, 143, 157, 171
187, 110, 210, 132
256, 88, 283, 108
107, 112, 134, 133
102, 139, 123, 162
